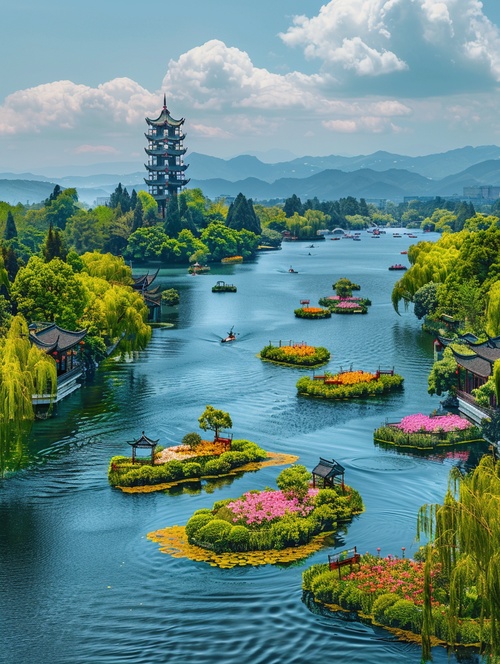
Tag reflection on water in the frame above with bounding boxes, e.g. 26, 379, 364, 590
0, 232, 488, 664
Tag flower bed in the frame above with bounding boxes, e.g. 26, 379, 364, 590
318, 296, 371, 314
221, 255, 243, 263
149, 466, 363, 567
259, 343, 330, 367
108, 439, 268, 489
374, 413, 482, 449
302, 552, 490, 649
295, 307, 331, 319
297, 372, 404, 399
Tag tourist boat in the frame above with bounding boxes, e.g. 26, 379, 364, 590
400, 250, 408, 254
331, 237, 341, 241
388, 264, 407, 271
353, 236, 361, 241
289, 267, 298, 273
393, 233, 402, 238
408, 234, 417, 238
221, 326, 237, 343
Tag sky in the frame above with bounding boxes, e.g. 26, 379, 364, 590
2, 0, 500, 173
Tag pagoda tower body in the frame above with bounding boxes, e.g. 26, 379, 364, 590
144, 95, 189, 215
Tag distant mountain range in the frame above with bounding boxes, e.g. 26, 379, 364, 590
2, 145, 500, 206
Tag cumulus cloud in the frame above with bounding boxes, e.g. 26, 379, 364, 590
0, 78, 158, 135
280, 0, 500, 95
162, 39, 318, 111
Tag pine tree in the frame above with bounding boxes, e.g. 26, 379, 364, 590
132, 198, 143, 232
226, 193, 261, 234
43, 225, 66, 262
165, 194, 182, 237
4, 211, 17, 241
283, 194, 303, 218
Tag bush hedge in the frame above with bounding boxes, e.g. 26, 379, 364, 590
294, 307, 331, 319
296, 374, 404, 399
108, 439, 267, 487
373, 424, 483, 449
185, 482, 363, 554
259, 343, 331, 367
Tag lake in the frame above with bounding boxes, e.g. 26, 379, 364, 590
0, 230, 487, 664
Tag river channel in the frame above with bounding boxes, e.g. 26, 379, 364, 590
0, 230, 488, 664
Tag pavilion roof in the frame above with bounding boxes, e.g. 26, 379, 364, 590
452, 351, 492, 378
29, 324, 87, 354
132, 269, 159, 290
145, 96, 184, 128
312, 457, 345, 480
128, 432, 159, 448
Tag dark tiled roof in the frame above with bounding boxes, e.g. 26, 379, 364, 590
312, 457, 345, 479
128, 432, 159, 448
452, 351, 492, 378
29, 324, 87, 353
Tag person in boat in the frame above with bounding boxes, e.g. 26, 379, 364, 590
221, 326, 236, 342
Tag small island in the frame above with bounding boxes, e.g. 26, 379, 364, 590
374, 412, 483, 449
319, 277, 371, 314
108, 406, 296, 492
294, 305, 331, 319
212, 280, 237, 293
297, 369, 404, 399
148, 461, 363, 568
260, 341, 330, 367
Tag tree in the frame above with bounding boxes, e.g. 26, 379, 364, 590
418, 456, 500, 660
109, 183, 132, 213
12, 256, 88, 329
45, 188, 78, 230
226, 193, 261, 235
4, 211, 18, 241
413, 282, 439, 320
132, 198, 143, 232
283, 194, 303, 218
44, 184, 63, 206
276, 465, 311, 502
427, 348, 458, 396
200, 222, 238, 261
198, 405, 232, 440
43, 224, 66, 262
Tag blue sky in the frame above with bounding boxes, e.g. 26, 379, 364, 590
2, 0, 500, 172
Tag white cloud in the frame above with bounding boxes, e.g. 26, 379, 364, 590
280, 0, 500, 93
0, 78, 158, 135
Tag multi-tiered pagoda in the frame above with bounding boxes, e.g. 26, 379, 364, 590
144, 95, 189, 216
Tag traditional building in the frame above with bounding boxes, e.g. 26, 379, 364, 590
439, 334, 500, 423
29, 323, 87, 404
144, 95, 189, 216
132, 268, 162, 322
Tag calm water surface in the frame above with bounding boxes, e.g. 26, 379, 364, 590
0, 231, 488, 664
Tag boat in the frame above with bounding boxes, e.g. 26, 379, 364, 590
289, 267, 298, 273
331, 237, 341, 241
307, 244, 315, 248
401, 250, 408, 254
408, 234, 417, 238
388, 264, 407, 271
393, 233, 402, 238
221, 326, 237, 343
353, 236, 361, 241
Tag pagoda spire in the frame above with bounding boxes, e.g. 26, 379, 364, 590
144, 99, 190, 217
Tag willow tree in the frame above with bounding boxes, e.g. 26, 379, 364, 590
417, 456, 500, 660
81, 252, 133, 286
0, 315, 57, 475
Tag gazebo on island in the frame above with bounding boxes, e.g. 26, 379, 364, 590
312, 457, 345, 490
128, 432, 159, 465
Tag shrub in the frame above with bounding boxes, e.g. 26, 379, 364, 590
183, 462, 202, 479
226, 526, 251, 552
219, 451, 249, 468
204, 459, 231, 475
197, 519, 233, 552
310, 570, 337, 604
384, 599, 422, 632
185, 513, 214, 541
182, 432, 202, 449
372, 593, 400, 623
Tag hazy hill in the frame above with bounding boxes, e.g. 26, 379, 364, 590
2, 145, 500, 205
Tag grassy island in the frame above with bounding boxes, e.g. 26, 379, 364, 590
259, 342, 330, 367
107, 438, 296, 492
303, 551, 491, 651
374, 413, 483, 449
297, 370, 404, 399
318, 296, 371, 314
294, 306, 331, 319
148, 465, 363, 567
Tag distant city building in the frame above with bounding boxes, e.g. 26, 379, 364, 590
462, 186, 500, 200
144, 95, 189, 216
